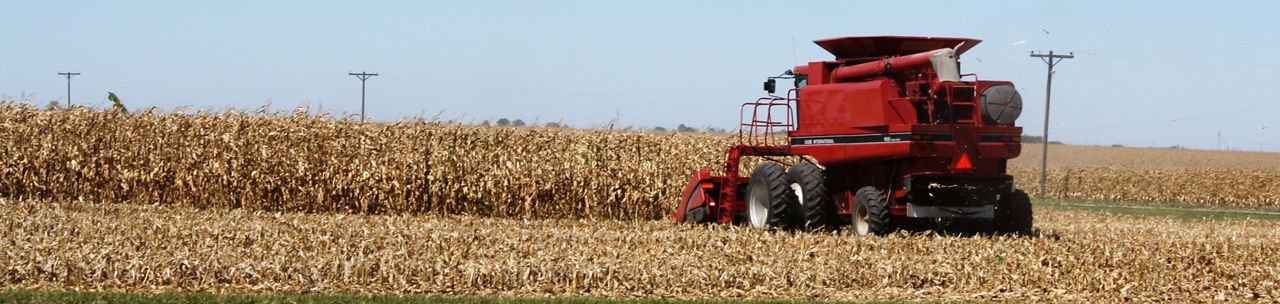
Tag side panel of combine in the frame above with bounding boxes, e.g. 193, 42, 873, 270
795, 80, 898, 132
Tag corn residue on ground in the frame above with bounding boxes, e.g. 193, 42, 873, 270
2, 198, 1276, 302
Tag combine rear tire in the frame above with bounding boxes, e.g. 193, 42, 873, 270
746, 162, 799, 230
853, 186, 891, 236
788, 163, 834, 230
996, 189, 1033, 235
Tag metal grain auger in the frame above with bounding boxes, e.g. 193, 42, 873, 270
673, 36, 1031, 236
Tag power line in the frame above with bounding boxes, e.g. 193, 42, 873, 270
410, 79, 737, 97
1222, 134, 1272, 144
348, 72, 378, 122
426, 86, 731, 97
1081, 52, 1280, 66
1080, 40, 1280, 53
57, 72, 80, 107
1219, 135, 1275, 152
1030, 50, 1073, 199
1057, 103, 1280, 133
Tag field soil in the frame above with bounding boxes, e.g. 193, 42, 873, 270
2, 198, 1276, 303
1008, 144, 1280, 207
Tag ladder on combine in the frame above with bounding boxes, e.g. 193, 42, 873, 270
949, 74, 981, 125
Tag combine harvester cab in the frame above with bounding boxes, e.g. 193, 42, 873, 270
674, 36, 1031, 236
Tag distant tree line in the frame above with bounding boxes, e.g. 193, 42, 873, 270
1020, 134, 1062, 144
477, 118, 728, 133
478, 118, 569, 128
653, 124, 727, 133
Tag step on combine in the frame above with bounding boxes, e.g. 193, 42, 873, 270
674, 36, 1031, 235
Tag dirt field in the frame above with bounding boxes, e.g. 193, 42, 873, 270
1009, 144, 1280, 207
2, 198, 1276, 303
1013, 143, 1280, 169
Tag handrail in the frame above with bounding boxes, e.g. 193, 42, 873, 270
738, 88, 800, 147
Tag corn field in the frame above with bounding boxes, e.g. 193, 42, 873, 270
2, 103, 1280, 212
3, 104, 1280, 301
3, 104, 1278, 216
0, 104, 733, 219
1, 198, 1276, 302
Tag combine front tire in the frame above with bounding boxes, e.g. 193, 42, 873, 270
746, 162, 799, 230
853, 186, 891, 236
788, 162, 834, 230
996, 189, 1033, 235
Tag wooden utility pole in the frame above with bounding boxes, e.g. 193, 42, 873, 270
348, 72, 378, 122
58, 72, 80, 107
1030, 51, 1073, 198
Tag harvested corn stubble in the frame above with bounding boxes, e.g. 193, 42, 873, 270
1, 198, 1277, 302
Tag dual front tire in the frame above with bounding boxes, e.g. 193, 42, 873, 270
746, 162, 797, 230
746, 162, 834, 231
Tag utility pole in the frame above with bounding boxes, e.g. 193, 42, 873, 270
1217, 129, 1223, 150
1030, 51, 1073, 198
348, 72, 378, 122
58, 72, 80, 107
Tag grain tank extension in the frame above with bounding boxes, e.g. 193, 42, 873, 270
674, 36, 1031, 235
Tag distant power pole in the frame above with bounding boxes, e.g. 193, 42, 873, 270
1030, 51, 1073, 198
348, 72, 378, 122
58, 72, 80, 107
1217, 129, 1223, 150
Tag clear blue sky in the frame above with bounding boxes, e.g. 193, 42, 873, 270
3, 1, 1279, 151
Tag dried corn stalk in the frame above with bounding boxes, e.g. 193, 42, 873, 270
2, 103, 1277, 219
0, 199, 1276, 302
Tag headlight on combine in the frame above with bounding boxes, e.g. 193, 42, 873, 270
980, 85, 1022, 125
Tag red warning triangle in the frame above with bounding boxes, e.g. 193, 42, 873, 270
956, 153, 973, 169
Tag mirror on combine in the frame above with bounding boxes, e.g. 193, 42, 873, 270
763, 78, 777, 94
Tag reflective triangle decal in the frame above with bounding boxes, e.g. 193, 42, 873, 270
956, 153, 973, 169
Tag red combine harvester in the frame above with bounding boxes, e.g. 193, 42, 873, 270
674, 36, 1031, 236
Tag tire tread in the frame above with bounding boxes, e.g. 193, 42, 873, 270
996, 189, 1034, 235
789, 163, 833, 230
854, 186, 891, 236
751, 162, 799, 230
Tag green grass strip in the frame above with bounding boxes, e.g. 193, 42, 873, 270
1034, 197, 1280, 221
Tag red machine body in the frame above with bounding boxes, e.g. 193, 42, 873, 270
674, 36, 1031, 234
